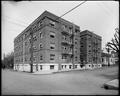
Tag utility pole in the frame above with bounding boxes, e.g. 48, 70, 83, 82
30, 29, 33, 73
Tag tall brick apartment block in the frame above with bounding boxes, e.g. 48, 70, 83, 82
14, 11, 81, 72
80, 30, 102, 69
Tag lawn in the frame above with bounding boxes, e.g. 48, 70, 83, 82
2, 65, 118, 95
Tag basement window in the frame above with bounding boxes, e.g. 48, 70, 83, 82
50, 65, 54, 70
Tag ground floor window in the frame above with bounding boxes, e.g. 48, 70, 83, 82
65, 65, 67, 68
69, 65, 72, 69
50, 65, 54, 70
36, 64, 38, 71
62, 65, 64, 69
75, 65, 77, 68
40, 65, 42, 70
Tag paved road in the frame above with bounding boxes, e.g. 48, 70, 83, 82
2, 66, 118, 95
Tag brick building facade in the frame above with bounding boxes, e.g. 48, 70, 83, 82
14, 11, 81, 72
80, 30, 102, 69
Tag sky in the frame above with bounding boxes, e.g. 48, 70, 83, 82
2, 1, 119, 59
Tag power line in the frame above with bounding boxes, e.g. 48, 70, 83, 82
55, 0, 87, 20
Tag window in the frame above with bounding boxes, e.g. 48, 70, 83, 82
75, 50, 77, 53
102, 58, 104, 62
39, 43, 43, 49
49, 20, 55, 27
32, 25, 37, 31
25, 41, 27, 46
62, 65, 64, 69
81, 45, 83, 47
50, 54, 55, 60
39, 32, 43, 38
33, 35, 37, 41
50, 32, 55, 38
50, 65, 54, 69
75, 56, 77, 61
33, 56, 36, 62
65, 65, 67, 68
69, 27, 72, 33
33, 46, 37, 51
62, 25, 67, 30
75, 41, 77, 44
69, 65, 72, 69
25, 57, 27, 62
40, 65, 42, 70
62, 55, 67, 59
24, 33, 27, 38
40, 55, 43, 60
20, 58, 23, 62
75, 65, 77, 68
89, 50, 91, 52
50, 44, 55, 50
38, 21, 43, 27
75, 29, 78, 34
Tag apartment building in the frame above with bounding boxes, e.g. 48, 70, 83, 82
14, 11, 80, 72
80, 30, 102, 69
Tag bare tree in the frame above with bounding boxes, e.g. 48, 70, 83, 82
105, 28, 119, 65
106, 28, 119, 56
2, 51, 14, 69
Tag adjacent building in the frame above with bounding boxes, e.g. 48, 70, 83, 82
101, 51, 118, 66
14, 11, 81, 72
80, 30, 102, 69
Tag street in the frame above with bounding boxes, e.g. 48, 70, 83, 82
2, 65, 118, 95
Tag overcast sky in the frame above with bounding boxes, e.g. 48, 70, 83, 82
2, 1, 119, 59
